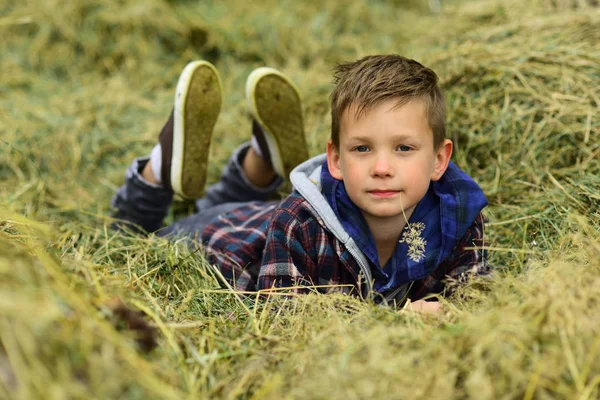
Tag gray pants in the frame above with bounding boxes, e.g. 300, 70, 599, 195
110, 143, 282, 237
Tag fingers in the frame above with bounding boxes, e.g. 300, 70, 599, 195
400, 299, 443, 315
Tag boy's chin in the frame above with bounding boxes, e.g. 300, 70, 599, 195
360, 206, 409, 220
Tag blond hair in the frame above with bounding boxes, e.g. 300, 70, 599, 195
330, 55, 446, 149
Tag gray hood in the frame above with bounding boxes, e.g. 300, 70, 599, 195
289, 154, 373, 297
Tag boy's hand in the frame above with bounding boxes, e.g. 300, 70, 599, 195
401, 299, 443, 315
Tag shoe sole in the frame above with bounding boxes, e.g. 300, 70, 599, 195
246, 67, 308, 179
172, 61, 223, 199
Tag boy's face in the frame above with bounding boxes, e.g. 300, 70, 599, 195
327, 99, 452, 224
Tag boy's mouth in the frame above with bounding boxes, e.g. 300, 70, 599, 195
368, 190, 400, 198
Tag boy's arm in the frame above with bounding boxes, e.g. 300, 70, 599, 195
257, 203, 334, 293
444, 212, 490, 288
411, 213, 489, 299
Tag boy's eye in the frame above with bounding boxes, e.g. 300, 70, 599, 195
354, 145, 370, 152
397, 145, 411, 152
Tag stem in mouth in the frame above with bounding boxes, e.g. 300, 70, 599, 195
399, 192, 410, 228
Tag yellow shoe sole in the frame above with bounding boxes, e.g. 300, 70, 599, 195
171, 61, 223, 199
246, 67, 308, 180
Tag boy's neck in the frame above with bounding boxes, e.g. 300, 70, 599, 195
363, 209, 415, 267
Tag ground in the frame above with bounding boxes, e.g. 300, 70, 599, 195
1, 0, 599, 398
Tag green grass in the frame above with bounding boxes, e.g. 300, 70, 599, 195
1, 0, 600, 398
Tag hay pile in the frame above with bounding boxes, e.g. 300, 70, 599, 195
427, 1, 600, 260
1, 0, 599, 398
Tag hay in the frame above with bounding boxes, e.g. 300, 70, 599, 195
1, 0, 599, 398
425, 5, 600, 266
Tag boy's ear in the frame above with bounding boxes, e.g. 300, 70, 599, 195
326, 140, 344, 180
430, 139, 453, 181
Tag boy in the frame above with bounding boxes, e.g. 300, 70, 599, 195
111, 55, 488, 310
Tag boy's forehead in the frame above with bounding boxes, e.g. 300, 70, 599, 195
342, 99, 426, 119
339, 99, 430, 136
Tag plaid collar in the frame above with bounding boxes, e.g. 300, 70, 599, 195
320, 160, 487, 291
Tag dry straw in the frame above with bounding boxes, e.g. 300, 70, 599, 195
1, 0, 599, 398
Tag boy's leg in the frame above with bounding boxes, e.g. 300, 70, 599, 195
196, 66, 308, 210
111, 61, 222, 233
195, 143, 282, 212
111, 156, 173, 233
160, 142, 282, 238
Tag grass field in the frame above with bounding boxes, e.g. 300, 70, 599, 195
1, 0, 600, 398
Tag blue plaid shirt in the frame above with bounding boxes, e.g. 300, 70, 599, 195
320, 160, 488, 293
201, 162, 489, 303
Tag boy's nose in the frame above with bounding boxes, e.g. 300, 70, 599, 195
371, 155, 394, 177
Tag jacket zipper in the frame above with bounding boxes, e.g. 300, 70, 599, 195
345, 244, 373, 300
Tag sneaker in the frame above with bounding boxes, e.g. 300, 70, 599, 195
246, 67, 308, 180
158, 60, 223, 199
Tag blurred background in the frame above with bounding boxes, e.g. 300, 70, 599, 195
1, 0, 599, 398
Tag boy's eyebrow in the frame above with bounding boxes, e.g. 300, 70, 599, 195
348, 134, 418, 142
346, 136, 372, 142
